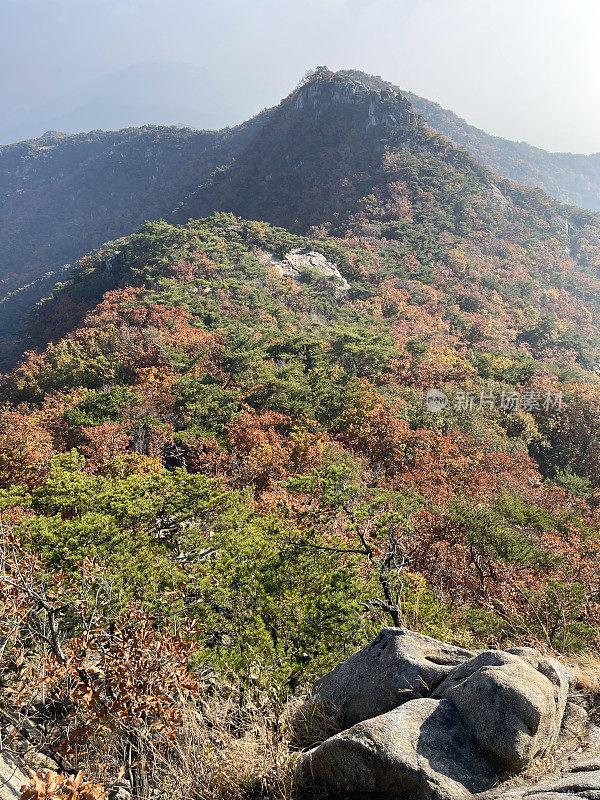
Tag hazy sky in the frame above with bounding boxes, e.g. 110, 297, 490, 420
2, 0, 599, 153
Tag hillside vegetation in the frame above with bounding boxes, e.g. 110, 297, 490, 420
3, 68, 600, 800
0, 117, 267, 335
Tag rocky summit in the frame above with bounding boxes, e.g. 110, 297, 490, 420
295, 628, 598, 800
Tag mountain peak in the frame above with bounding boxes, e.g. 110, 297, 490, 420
292, 67, 414, 133
172, 66, 424, 232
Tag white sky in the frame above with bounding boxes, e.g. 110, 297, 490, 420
1, 0, 599, 153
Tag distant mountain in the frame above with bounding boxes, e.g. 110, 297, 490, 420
25, 67, 600, 376
0, 63, 238, 145
3, 64, 600, 348
173, 69, 419, 231
0, 114, 268, 335
174, 67, 597, 254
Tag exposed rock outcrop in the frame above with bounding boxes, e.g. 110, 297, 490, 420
257, 248, 350, 299
480, 741, 600, 800
310, 627, 475, 728
298, 698, 496, 800
433, 651, 569, 773
297, 628, 580, 800
0, 752, 28, 800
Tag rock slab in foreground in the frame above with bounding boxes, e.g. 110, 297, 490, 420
298, 697, 496, 800
434, 651, 570, 773
0, 752, 29, 800
310, 627, 475, 728
479, 747, 600, 800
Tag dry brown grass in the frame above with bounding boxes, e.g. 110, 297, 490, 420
150, 695, 297, 800
285, 696, 343, 751
566, 652, 600, 697
150, 692, 345, 799
47, 687, 302, 800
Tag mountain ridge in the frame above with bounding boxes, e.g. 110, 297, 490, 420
19, 69, 600, 380
3, 65, 600, 346
336, 70, 600, 211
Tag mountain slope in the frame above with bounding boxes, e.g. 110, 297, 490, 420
5, 200, 600, 651
336, 70, 600, 212
323, 70, 600, 211
5, 68, 600, 794
174, 71, 417, 231
12, 67, 600, 370
408, 90, 600, 211
3, 66, 600, 344
0, 114, 268, 334
174, 69, 600, 348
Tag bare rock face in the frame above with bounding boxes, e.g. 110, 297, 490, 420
298, 629, 580, 800
309, 627, 476, 728
486, 181, 512, 215
433, 651, 571, 774
257, 248, 350, 298
0, 752, 29, 800
297, 698, 496, 800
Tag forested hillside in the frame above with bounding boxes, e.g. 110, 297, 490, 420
406, 90, 600, 212
335, 70, 600, 212
3, 67, 600, 800
3, 66, 600, 350
0, 116, 267, 334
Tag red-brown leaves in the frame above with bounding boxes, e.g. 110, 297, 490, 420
21, 770, 107, 800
